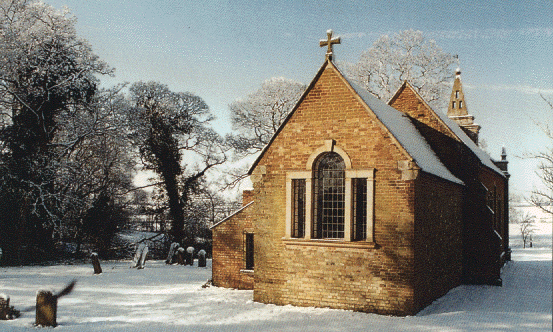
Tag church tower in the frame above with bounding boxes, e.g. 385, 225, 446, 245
447, 68, 480, 144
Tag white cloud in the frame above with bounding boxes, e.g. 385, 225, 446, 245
464, 83, 553, 95
427, 27, 553, 40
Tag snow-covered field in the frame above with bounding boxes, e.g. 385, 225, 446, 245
1, 223, 551, 332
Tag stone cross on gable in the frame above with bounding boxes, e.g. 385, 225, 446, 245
319, 29, 341, 60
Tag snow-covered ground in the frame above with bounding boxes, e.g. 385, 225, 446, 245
1, 223, 551, 332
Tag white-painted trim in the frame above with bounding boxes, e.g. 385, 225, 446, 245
285, 168, 376, 243
306, 140, 352, 170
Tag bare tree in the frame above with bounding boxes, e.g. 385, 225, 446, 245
343, 29, 457, 109
519, 213, 535, 248
227, 77, 306, 155
222, 77, 305, 188
529, 94, 553, 215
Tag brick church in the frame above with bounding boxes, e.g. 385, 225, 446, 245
211, 31, 510, 315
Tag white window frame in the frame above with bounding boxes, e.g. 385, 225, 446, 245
285, 140, 375, 242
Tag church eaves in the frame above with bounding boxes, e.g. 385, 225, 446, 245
248, 58, 463, 185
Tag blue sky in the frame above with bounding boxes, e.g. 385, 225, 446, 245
47, 0, 552, 198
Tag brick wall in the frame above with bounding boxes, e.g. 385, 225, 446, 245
389, 83, 457, 140
251, 63, 420, 315
479, 167, 509, 264
414, 173, 463, 311
211, 203, 254, 290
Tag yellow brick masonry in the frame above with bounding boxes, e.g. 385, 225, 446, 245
251, 64, 420, 315
212, 203, 254, 290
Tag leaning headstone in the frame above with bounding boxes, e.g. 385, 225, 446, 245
0, 294, 10, 320
91, 252, 102, 275
0, 294, 20, 320
165, 242, 180, 264
36, 291, 57, 327
185, 246, 195, 266
131, 243, 147, 268
198, 249, 206, 267
176, 247, 185, 265
137, 246, 148, 270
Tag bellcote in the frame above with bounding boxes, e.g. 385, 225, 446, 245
447, 68, 481, 144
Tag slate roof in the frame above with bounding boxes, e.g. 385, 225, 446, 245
210, 201, 254, 229
249, 59, 463, 185
388, 81, 505, 177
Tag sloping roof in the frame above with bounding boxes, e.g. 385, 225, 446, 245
388, 81, 504, 177
388, 81, 459, 140
248, 59, 463, 185
433, 110, 505, 176
335, 65, 463, 185
210, 201, 254, 229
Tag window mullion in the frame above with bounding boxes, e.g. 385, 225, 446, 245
344, 177, 352, 241
366, 173, 375, 243
305, 177, 312, 240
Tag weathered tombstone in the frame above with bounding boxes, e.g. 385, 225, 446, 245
165, 242, 180, 264
198, 249, 206, 267
91, 252, 102, 274
137, 246, 148, 269
0, 294, 9, 320
176, 247, 185, 265
0, 294, 20, 320
131, 243, 146, 268
36, 291, 57, 327
186, 246, 195, 266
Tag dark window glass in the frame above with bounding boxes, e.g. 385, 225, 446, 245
292, 179, 306, 238
353, 178, 367, 241
313, 152, 345, 239
245, 233, 254, 270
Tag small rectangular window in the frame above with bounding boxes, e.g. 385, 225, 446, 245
352, 178, 367, 240
245, 233, 254, 270
452, 101, 456, 109
291, 179, 306, 238
459, 100, 463, 108
455, 90, 459, 98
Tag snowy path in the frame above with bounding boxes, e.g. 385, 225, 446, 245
0, 248, 551, 331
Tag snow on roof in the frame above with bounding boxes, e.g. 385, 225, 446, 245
210, 201, 254, 229
338, 68, 464, 185
432, 109, 505, 176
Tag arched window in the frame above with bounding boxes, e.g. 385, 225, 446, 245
285, 141, 375, 243
313, 152, 345, 239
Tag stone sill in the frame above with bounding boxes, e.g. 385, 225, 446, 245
240, 269, 254, 275
283, 238, 378, 249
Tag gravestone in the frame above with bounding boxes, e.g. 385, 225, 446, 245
185, 246, 195, 266
165, 242, 180, 264
91, 252, 102, 274
36, 291, 57, 327
0, 294, 20, 320
176, 247, 185, 265
137, 246, 149, 269
0, 294, 9, 320
131, 243, 148, 268
198, 249, 206, 267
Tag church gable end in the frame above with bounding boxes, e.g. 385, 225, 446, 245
249, 60, 428, 315
212, 31, 508, 317
389, 81, 457, 140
